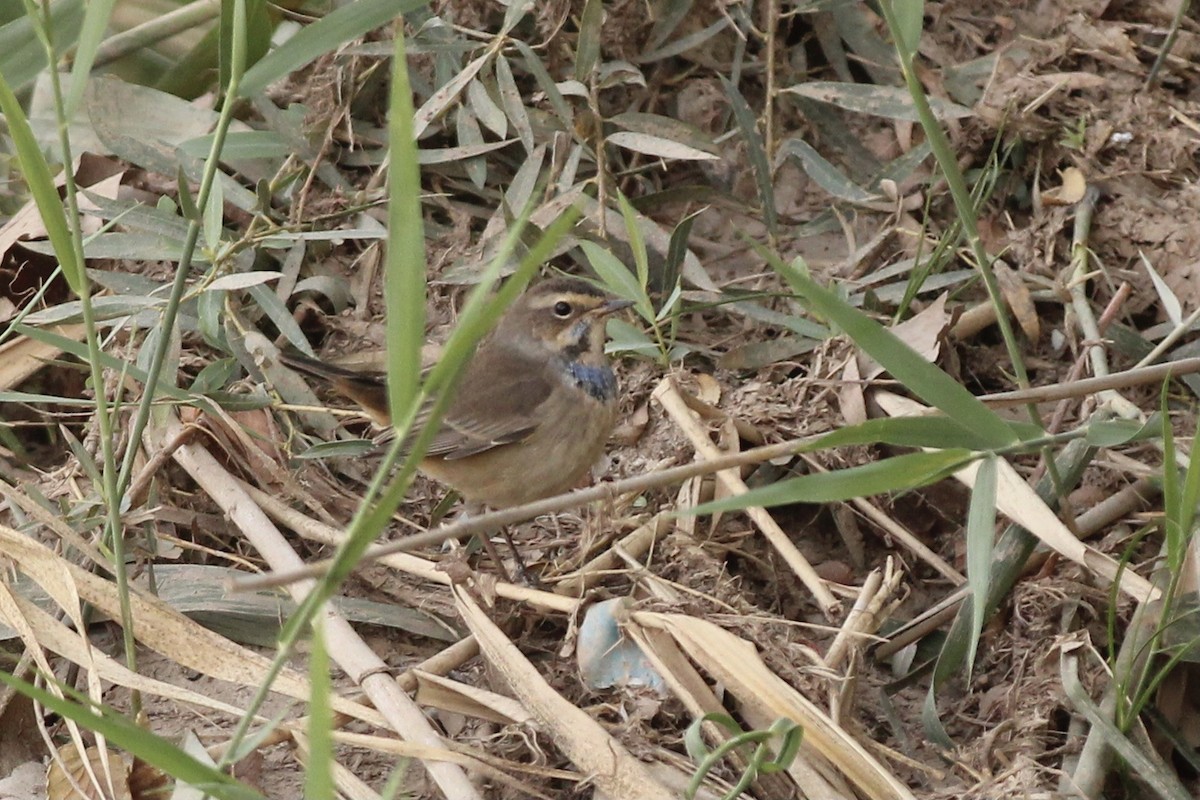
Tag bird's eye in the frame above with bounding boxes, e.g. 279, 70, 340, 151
553, 300, 573, 318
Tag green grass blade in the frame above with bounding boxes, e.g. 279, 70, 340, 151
239, 0, 427, 96
0, 1, 83, 90
720, 75, 776, 235
770, 254, 1020, 449
0, 671, 265, 800
305, 621, 334, 800
964, 454, 997, 681
689, 449, 975, 515
0, 72, 82, 292
811, 415, 1025, 451
63, 0, 114, 116
386, 24, 425, 421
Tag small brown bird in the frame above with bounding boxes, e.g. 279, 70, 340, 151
279, 277, 632, 512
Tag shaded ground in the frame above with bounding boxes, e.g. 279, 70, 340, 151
3, 0, 1200, 798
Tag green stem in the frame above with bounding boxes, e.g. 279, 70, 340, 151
28, 0, 138, 706
877, 2, 1033, 407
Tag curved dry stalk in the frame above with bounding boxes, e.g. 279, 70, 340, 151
150, 413, 484, 800
242, 480, 579, 614
653, 376, 841, 616
235, 430, 828, 592
236, 359, 1200, 596
876, 392, 1157, 605
455, 586, 678, 800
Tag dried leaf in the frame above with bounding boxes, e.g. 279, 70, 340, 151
1042, 166, 1087, 206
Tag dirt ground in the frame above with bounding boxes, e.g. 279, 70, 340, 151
4, 0, 1200, 798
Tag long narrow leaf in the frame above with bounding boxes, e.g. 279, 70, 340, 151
386, 24, 425, 422
0, 671, 264, 800
0, 73, 82, 292
811, 415, 1035, 451
770, 255, 1020, 449
305, 621, 334, 800
239, 0, 426, 96
720, 76, 776, 235
964, 455, 997, 680
689, 449, 975, 515
64, 0, 115, 116
0, 1, 84, 91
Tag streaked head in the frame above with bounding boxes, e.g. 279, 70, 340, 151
500, 277, 633, 358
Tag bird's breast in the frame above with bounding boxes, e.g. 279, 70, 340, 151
419, 381, 617, 508
564, 360, 617, 402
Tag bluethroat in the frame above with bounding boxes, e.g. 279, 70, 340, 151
279, 276, 631, 519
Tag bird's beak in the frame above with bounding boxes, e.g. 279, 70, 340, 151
597, 298, 635, 316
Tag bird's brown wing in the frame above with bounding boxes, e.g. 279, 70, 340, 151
280, 343, 555, 459
422, 347, 555, 460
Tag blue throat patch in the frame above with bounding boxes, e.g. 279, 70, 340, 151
566, 361, 617, 402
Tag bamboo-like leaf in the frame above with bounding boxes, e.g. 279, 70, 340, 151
964, 455, 997, 681
892, 0, 926, 53
812, 415, 1031, 451
198, 287, 226, 350
501, 0, 534, 32
780, 138, 876, 204
467, 77, 507, 138
690, 450, 975, 515
607, 131, 721, 161
661, 210, 699, 296
504, 145, 546, 216
248, 284, 308, 352
23, 233, 193, 263
64, 0, 114, 116
414, 50, 491, 139
180, 131, 292, 161
575, 0, 604, 80
415, 139, 514, 164
783, 82, 972, 122
580, 240, 648, 316
220, 0, 272, 90
0, 672, 265, 800
291, 275, 353, 314
829, 1, 902, 85
455, 105, 488, 188
1142, 252, 1183, 326
23, 296, 164, 326
0, 1, 84, 91
240, 0, 423, 96
0, 70, 82, 293
721, 76, 776, 234
496, 55, 533, 152
605, 317, 658, 356
596, 60, 645, 89
176, 165, 200, 222
512, 40, 574, 130
258, 228, 387, 246
0, 390, 103, 406
731, 299, 829, 339
771, 255, 1020, 448
1084, 416, 1160, 447
293, 440, 378, 459
617, 192, 650, 292
609, 111, 718, 154
637, 16, 729, 64
202, 171, 224, 254
205, 271, 281, 292
645, 0, 694, 51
